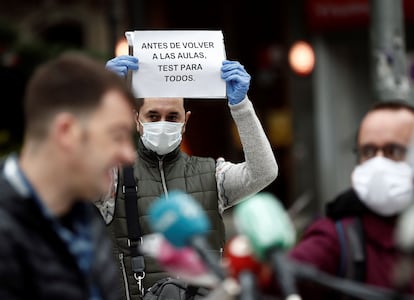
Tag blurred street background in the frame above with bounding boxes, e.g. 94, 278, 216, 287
1, 0, 413, 235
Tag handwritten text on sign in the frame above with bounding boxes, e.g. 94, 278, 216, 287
126, 30, 226, 99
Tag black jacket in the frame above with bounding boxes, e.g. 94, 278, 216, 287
0, 170, 121, 300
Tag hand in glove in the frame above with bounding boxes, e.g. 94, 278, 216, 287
105, 55, 139, 77
221, 60, 251, 105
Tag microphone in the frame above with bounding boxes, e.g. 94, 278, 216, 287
393, 203, 414, 295
234, 193, 403, 300
223, 234, 272, 300
233, 192, 300, 300
395, 204, 414, 254
139, 233, 220, 287
393, 136, 414, 296
148, 190, 227, 280
201, 277, 240, 300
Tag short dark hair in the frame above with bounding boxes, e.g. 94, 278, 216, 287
354, 99, 414, 155
367, 99, 414, 114
134, 98, 188, 113
135, 98, 145, 112
24, 51, 135, 139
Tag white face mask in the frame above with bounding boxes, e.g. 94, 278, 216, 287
351, 156, 414, 216
140, 121, 184, 155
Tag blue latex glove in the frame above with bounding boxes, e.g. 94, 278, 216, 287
105, 55, 139, 78
221, 60, 251, 105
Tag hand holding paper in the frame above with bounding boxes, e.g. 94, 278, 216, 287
125, 30, 226, 98
221, 60, 251, 105
105, 55, 139, 77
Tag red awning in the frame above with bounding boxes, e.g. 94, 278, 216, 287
306, 0, 414, 32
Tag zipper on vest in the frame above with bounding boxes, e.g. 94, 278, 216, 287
158, 159, 169, 199
119, 253, 131, 300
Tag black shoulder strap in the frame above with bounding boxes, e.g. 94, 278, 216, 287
336, 217, 366, 282
123, 164, 141, 247
122, 164, 145, 294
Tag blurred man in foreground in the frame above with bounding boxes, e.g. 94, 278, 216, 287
0, 52, 136, 300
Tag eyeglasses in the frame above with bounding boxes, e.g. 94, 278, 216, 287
355, 143, 407, 162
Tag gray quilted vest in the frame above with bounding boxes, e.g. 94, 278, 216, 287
107, 140, 225, 300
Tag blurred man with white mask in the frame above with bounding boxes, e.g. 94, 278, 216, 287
281, 100, 414, 299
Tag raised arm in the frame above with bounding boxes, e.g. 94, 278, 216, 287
217, 60, 278, 212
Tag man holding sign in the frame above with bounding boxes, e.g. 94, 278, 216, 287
97, 33, 278, 299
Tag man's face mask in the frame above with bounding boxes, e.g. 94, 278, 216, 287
351, 156, 414, 216
140, 121, 184, 155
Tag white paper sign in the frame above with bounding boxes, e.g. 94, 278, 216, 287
126, 30, 226, 99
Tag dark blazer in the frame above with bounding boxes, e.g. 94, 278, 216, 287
0, 172, 121, 300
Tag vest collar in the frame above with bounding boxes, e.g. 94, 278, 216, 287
137, 138, 181, 164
